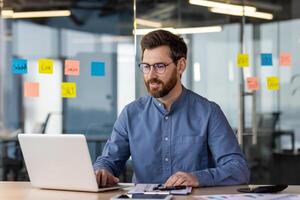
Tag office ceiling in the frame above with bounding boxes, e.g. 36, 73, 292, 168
1, 0, 300, 34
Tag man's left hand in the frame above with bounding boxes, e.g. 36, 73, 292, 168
165, 171, 199, 187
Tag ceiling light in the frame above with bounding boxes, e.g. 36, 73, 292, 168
210, 8, 273, 20
189, 0, 256, 12
243, 11, 273, 20
134, 26, 222, 35
175, 26, 222, 34
1, 10, 71, 19
1, 10, 14, 18
136, 18, 162, 28
134, 27, 174, 35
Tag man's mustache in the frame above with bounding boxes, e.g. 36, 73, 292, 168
147, 78, 163, 85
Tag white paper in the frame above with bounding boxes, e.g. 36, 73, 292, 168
127, 184, 192, 195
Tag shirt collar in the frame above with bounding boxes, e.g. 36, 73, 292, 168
151, 85, 187, 114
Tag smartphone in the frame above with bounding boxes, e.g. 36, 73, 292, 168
237, 185, 288, 193
111, 194, 173, 200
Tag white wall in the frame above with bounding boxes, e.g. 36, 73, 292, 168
23, 60, 62, 134
117, 44, 135, 116
13, 21, 62, 134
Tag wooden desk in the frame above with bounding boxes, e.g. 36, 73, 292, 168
1, 182, 300, 200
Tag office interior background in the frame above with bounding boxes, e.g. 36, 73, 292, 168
0, 0, 300, 184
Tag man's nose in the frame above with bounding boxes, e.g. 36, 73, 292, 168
148, 66, 157, 78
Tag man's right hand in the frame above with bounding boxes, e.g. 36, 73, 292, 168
95, 169, 119, 187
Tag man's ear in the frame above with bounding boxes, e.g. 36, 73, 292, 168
177, 58, 186, 75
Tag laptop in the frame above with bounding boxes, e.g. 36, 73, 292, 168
18, 134, 124, 192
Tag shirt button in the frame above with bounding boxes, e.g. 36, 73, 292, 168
165, 137, 168, 141
158, 103, 162, 106
165, 158, 169, 162
165, 116, 168, 120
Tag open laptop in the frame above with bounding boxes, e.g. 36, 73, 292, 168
18, 134, 124, 192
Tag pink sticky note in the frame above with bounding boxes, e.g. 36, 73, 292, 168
279, 53, 292, 67
246, 77, 259, 91
65, 60, 80, 76
24, 82, 39, 97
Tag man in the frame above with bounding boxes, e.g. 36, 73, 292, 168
93, 30, 250, 187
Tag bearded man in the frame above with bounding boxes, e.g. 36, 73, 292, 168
93, 30, 250, 188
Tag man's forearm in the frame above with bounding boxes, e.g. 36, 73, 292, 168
191, 159, 250, 186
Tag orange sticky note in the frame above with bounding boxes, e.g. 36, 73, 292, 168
246, 77, 259, 91
65, 60, 80, 76
279, 53, 292, 67
61, 82, 76, 98
267, 76, 280, 91
237, 53, 249, 68
39, 59, 54, 74
24, 82, 39, 97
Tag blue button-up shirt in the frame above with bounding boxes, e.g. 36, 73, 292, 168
93, 86, 250, 186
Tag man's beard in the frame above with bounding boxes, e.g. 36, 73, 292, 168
144, 69, 178, 98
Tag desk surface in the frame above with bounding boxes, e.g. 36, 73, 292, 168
1, 182, 300, 200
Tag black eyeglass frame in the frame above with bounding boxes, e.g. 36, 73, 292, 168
138, 61, 175, 74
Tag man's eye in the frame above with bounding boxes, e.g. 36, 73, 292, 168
155, 64, 165, 68
144, 65, 151, 69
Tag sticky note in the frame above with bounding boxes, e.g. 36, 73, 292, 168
237, 54, 249, 68
246, 77, 259, 91
279, 53, 292, 67
261, 53, 273, 66
91, 61, 105, 76
267, 76, 279, 91
12, 59, 27, 74
61, 82, 76, 98
39, 59, 54, 74
65, 60, 80, 76
24, 82, 39, 97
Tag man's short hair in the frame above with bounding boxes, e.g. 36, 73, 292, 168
141, 30, 187, 62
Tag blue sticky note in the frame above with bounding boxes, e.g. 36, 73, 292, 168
91, 61, 105, 76
12, 59, 28, 74
261, 53, 273, 66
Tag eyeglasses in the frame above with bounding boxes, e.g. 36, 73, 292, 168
138, 61, 174, 74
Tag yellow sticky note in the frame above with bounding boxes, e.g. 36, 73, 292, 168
237, 53, 249, 68
267, 76, 280, 91
61, 82, 76, 98
39, 59, 54, 74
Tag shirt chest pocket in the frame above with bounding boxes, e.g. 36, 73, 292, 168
172, 135, 208, 167
173, 135, 207, 155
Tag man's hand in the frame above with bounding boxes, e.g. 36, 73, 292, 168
165, 171, 199, 187
95, 169, 119, 187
